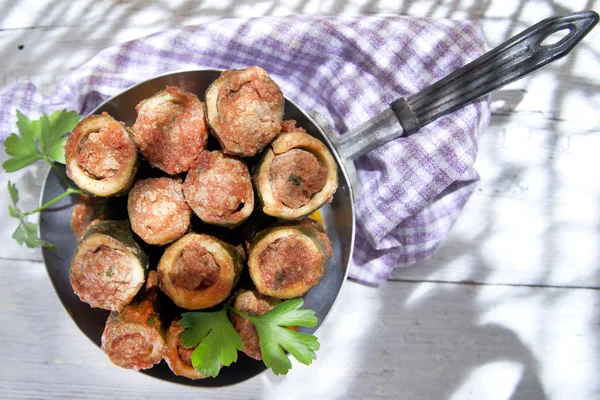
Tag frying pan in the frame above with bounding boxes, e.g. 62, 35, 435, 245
39, 10, 598, 386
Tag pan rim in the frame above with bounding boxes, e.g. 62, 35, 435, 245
38, 68, 356, 385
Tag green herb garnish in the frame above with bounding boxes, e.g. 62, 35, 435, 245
288, 173, 302, 186
180, 307, 244, 378
181, 298, 320, 377
3, 110, 82, 249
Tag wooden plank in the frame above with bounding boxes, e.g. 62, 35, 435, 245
391, 106, 600, 287
2, 260, 598, 399
1, 2, 599, 398
1, 1, 598, 100
0, 150, 47, 262
0, 0, 594, 31
2, 5, 598, 277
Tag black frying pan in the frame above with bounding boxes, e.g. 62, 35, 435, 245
39, 10, 598, 387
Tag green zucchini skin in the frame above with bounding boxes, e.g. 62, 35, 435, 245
247, 218, 332, 298
101, 271, 166, 371
157, 233, 244, 310
65, 113, 139, 197
205, 67, 284, 157
163, 318, 207, 380
81, 220, 149, 267
253, 131, 338, 220
230, 289, 281, 361
70, 220, 148, 311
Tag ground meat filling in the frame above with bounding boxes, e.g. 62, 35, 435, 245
280, 119, 307, 133
183, 151, 253, 225
231, 291, 278, 360
70, 194, 96, 240
177, 341, 195, 367
215, 68, 284, 156
76, 125, 133, 180
270, 149, 327, 209
169, 244, 220, 291
232, 315, 261, 360
128, 177, 191, 245
109, 333, 152, 364
72, 244, 133, 309
258, 235, 324, 290
132, 86, 208, 174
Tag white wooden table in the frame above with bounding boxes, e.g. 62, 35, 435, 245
1, 1, 599, 399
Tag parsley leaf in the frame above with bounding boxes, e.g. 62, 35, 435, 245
3, 109, 81, 250
230, 298, 320, 375
181, 299, 321, 376
3, 120, 43, 172
3, 109, 79, 172
7, 181, 57, 250
44, 110, 80, 163
8, 180, 19, 205
180, 308, 243, 378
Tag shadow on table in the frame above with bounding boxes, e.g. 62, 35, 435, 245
378, 282, 547, 400
1, 0, 597, 399
0, 0, 587, 88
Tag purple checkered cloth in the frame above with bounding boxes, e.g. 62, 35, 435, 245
0, 16, 489, 284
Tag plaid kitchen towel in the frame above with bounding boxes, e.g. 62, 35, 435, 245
0, 16, 489, 284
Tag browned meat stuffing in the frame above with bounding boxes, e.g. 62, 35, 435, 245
230, 290, 280, 360
258, 235, 324, 291
71, 244, 135, 311
270, 149, 327, 209
131, 86, 208, 174
168, 242, 220, 290
183, 150, 253, 227
280, 119, 307, 133
127, 177, 191, 245
68, 114, 136, 180
209, 66, 284, 156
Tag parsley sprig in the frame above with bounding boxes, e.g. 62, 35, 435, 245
180, 307, 243, 378
181, 298, 320, 377
3, 110, 82, 249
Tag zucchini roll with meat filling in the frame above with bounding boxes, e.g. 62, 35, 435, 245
128, 177, 191, 245
163, 317, 207, 379
70, 220, 148, 311
254, 121, 338, 219
101, 271, 165, 371
65, 113, 138, 196
70, 194, 103, 240
248, 218, 332, 298
131, 86, 208, 175
182, 150, 253, 228
205, 66, 284, 157
158, 233, 244, 310
230, 290, 281, 360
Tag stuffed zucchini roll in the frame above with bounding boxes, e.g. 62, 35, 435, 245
157, 233, 244, 310
128, 177, 191, 245
205, 66, 284, 157
70, 220, 148, 311
182, 150, 253, 228
248, 218, 332, 298
163, 317, 207, 379
71, 195, 128, 240
65, 113, 138, 196
131, 86, 208, 175
70, 194, 98, 240
230, 290, 280, 360
101, 271, 165, 371
254, 122, 338, 219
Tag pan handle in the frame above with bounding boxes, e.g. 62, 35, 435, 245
335, 10, 599, 161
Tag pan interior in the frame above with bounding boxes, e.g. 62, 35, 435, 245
39, 70, 355, 387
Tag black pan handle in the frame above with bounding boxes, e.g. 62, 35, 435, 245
333, 10, 598, 161
392, 10, 599, 135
